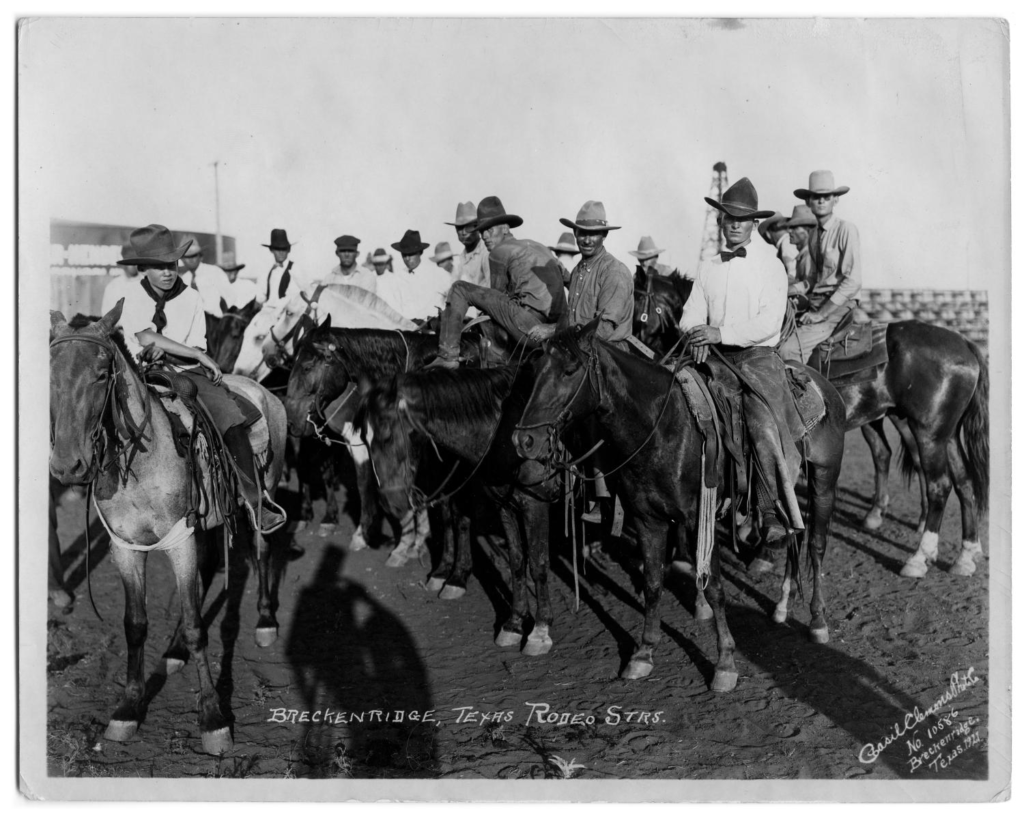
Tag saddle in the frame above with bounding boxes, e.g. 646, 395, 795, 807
806, 321, 889, 382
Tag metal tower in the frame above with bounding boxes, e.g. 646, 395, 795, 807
699, 161, 729, 262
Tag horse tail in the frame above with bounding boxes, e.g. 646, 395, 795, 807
960, 340, 990, 513
896, 433, 917, 490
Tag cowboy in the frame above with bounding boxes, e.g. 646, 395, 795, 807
101, 242, 142, 315
432, 196, 567, 368
628, 236, 680, 279
178, 235, 232, 317
680, 178, 799, 545
219, 252, 258, 309
780, 205, 818, 298
756, 214, 800, 282
778, 170, 862, 363
548, 231, 579, 278
255, 228, 297, 304
429, 242, 456, 276
446, 201, 490, 288
375, 229, 452, 323
528, 201, 633, 350
113, 224, 286, 534
369, 247, 394, 276
314, 234, 378, 294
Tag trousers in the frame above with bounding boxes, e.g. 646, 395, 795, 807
438, 281, 548, 357
778, 305, 851, 364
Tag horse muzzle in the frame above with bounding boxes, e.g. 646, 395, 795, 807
513, 428, 551, 462
49, 451, 97, 486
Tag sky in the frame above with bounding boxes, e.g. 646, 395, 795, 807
19, 16, 1008, 291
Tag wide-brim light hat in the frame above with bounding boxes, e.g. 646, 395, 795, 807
117, 224, 194, 266
391, 229, 431, 255
429, 241, 455, 263
560, 200, 621, 232
444, 201, 479, 228
548, 231, 579, 255
179, 234, 203, 258
756, 213, 788, 242
705, 177, 775, 220
262, 228, 295, 250
785, 204, 818, 228
628, 235, 665, 260
221, 263, 246, 273
371, 248, 392, 263
475, 196, 523, 232
794, 169, 850, 200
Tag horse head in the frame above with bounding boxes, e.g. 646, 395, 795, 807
513, 319, 601, 463
209, 297, 261, 374
632, 271, 690, 355
284, 314, 353, 437
49, 302, 124, 485
360, 373, 420, 519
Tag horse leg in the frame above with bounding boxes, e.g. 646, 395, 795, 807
805, 460, 839, 643
349, 442, 376, 551
860, 419, 891, 530
427, 501, 454, 592
162, 528, 220, 674
891, 417, 927, 533
166, 535, 232, 755
105, 545, 149, 742
900, 436, 952, 578
440, 509, 473, 601
704, 547, 739, 692
772, 542, 795, 626
385, 507, 430, 567
622, 517, 668, 679
319, 451, 340, 528
253, 525, 279, 647
48, 488, 72, 607
494, 504, 529, 649
522, 497, 554, 657
946, 438, 984, 577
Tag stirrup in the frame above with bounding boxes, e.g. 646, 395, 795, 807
426, 355, 460, 370
243, 493, 288, 536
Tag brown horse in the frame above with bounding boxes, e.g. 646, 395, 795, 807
204, 297, 261, 373
49, 302, 287, 755
632, 271, 990, 579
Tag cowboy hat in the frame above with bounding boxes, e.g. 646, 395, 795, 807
221, 262, 246, 273
785, 204, 818, 228
704, 177, 774, 220
117, 224, 194, 266
370, 248, 392, 264
756, 213, 788, 242
334, 234, 360, 251
560, 200, 621, 232
794, 169, 850, 200
179, 234, 204, 257
444, 201, 479, 228
628, 235, 665, 260
391, 229, 430, 256
548, 232, 579, 255
429, 242, 454, 263
474, 196, 524, 231
262, 228, 295, 250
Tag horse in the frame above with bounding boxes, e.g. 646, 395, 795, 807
632, 266, 693, 357
513, 321, 847, 687
204, 297, 261, 373
361, 364, 562, 653
49, 303, 288, 755
632, 276, 990, 579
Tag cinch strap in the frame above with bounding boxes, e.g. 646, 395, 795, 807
93, 496, 194, 552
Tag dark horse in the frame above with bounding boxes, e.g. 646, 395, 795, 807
362, 364, 562, 654
49, 303, 288, 755
632, 271, 990, 579
514, 322, 847, 687
204, 297, 261, 373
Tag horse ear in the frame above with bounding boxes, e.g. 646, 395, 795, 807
578, 318, 600, 347
635, 264, 648, 291
220, 297, 229, 313
50, 310, 70, 337
320, 313, 332, 331
96, 298, 124, 334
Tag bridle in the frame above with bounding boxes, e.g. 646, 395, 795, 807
634, 267, 663, 326
264, 286, 326, 369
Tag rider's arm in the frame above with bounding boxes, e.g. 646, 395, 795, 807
592, 264, 634, 342
679, 269, 709, 333
134, 330, 223, 384
820, 221, 861, 311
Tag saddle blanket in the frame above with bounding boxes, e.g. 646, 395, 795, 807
785, 365, 827, 437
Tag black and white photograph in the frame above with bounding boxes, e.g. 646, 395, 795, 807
16, 11, 1011, 801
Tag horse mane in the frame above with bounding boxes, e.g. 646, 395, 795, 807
308, 326, 433, 380
64, 314, 138, 375
400, 366, 516, 432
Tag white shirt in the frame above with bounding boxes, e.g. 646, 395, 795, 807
116, 278, 207, 357
255, 259, 297, 304
451, 240, 490, 288
375, 265, 452, 322
187, 262, 232, 317
313, 264, 379, 294
680, 238, 787, 348
222, 277, 258, 310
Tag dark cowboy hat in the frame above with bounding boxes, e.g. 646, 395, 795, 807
117, 224, 194, 266
756, 212, 788, 242
391, 229, 430, 255
334, 234, 361, 250
262, 228, 295, 250
705, 177, 775, 220
560, 200, 621, 232
794, 169, 850, 201
474, 196, 524, 232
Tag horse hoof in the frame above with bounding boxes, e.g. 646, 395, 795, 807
523, 636, 553, 657
863, 510, 884, 530
317, 523, 337, 538
255, 627, 278, 648
949, 560, 977, 577
748, 558, 774, 576
711, 670, 738, 693
439, 584, 466, 601
48, 588, 73, 608
164, 657, 186, 676
385, 553, 410, 568
495, 629, 521, 648
809, 626, 830, 644
622, 659, 654, 680
201, 727, 233, 757
349, 528, 368, 552
772, 607, 788, 625
900, 560, 929, 579
104, 720, 138, 742
425, 577, 445, 592
694, 602, 714, 621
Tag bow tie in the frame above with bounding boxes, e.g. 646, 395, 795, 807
721, 247, 747, 262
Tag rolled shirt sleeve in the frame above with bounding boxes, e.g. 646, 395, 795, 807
593, 259, 634, 343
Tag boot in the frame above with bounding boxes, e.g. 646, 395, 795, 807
426, 344, 461, 369
760, 510, 788, 546
223, 427, 287, 535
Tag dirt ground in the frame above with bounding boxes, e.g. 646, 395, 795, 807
43, 425, 989, 782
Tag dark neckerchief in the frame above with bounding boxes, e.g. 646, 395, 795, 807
140, 276, 188, 334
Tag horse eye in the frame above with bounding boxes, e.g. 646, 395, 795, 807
254, 334, 265, 342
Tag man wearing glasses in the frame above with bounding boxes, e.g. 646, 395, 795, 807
778, 170, 862, 363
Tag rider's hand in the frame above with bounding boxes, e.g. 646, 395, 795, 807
800, 310, 826, 326
692, 344, 709, 364
202, 354, 223, 385
527, 323, 557, 342
686, 324, 721, 347
140, 343, 165, 363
